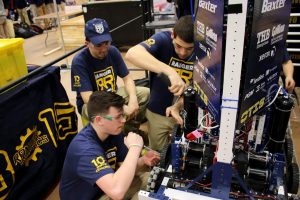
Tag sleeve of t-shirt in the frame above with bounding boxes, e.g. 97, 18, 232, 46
76, 147, 114, 186
282, 48, 291, 64
71, 50, 94, 92
110, 46, 129, 78
139, 32, 167, 57
114, 134, 128, 163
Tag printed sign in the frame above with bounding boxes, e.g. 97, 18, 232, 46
193, 0, 225, 123
237, 0, 291, 128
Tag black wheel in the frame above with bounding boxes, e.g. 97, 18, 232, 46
159, 143, 171, 169
285, 137, 294, 166
287, 163, 300, 194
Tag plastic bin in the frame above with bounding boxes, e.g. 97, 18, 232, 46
0, 38, 27, 88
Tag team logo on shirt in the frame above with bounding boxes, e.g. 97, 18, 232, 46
73, 76, 81, 87
143, 38, 155, 47
106, 147, 117, 170
94, 66, 116, 92
169, 57, 194, 84
91, 156, 110, 172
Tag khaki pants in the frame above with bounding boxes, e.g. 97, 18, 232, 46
146, 109, 176, 151
99, 172, 149, 200
0, 18, 15, 38
17, 8, 31, 25
36, 4, 49, 28
81, 86, 150, 127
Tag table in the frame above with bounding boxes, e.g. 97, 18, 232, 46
34, 9, 83, 56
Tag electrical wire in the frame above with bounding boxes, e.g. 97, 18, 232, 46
199, 113, 219, 130
266, 85, 282, 107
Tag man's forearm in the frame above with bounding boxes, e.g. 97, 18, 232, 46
124, 78, 137, 102
283, 60, 294, 78
126, 45, 176, 76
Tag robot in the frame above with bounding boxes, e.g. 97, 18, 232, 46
139, 0, 300, 199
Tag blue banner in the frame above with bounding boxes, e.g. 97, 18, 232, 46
0, 67, 78, 199
237, 0, 291, 128
193, 0, 224, 123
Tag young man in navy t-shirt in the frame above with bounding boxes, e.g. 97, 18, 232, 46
60, 91, 160, 200
71, 18, 149, 127
126, 15, 195, 151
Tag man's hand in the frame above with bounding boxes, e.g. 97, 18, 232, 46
142, 150, 160, 167
168, 72, 186, 96
166, 104, 183, 126
285, 76, 296, 93
124, 132, 143, 150
123, 101, 139, 120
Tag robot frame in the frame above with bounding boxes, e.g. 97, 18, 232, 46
139, 0, 299, 199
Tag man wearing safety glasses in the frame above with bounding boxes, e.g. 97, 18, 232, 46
60, 91, 160, 200
71, 18, 149, 128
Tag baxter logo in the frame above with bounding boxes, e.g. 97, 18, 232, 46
261, 0, 286, 13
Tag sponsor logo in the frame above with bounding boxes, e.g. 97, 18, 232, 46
257, 29, 270, 46
198, 0, 217, 13
199, 43, 211, 59
271, 24, 285, 45
197, 21, 205, 35
244, 89, 254, 100
261, 0, 286, 13
258, 46, 276, 62
272, 24, 285, 37
241, 97, 265, 124
206, 26, 217, 43
250, 74, 265, 85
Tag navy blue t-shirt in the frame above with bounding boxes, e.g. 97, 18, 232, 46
71, 46, 129, 113
282, 48, 290, 63
60, 124, 128, 200
140, 31, 195, 116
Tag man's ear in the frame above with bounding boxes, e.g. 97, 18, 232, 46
94, 115, 103, 125
171, 31, 174, 39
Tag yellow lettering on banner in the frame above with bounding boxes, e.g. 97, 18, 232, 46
0, 150, 15, 200
54, 102, 78, 140
240, 97, 265, 124
39, 108, 58, 147
194, 82, 209, 106
39, 103, 77, 147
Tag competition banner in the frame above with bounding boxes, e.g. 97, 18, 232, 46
237, 0, 291, 128
193, 0, 224, 123
0, 67, 78, 200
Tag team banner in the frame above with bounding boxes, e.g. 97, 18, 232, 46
237, 0, 291, 128
193, 0, 224, 123
0, 67, 78, 199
